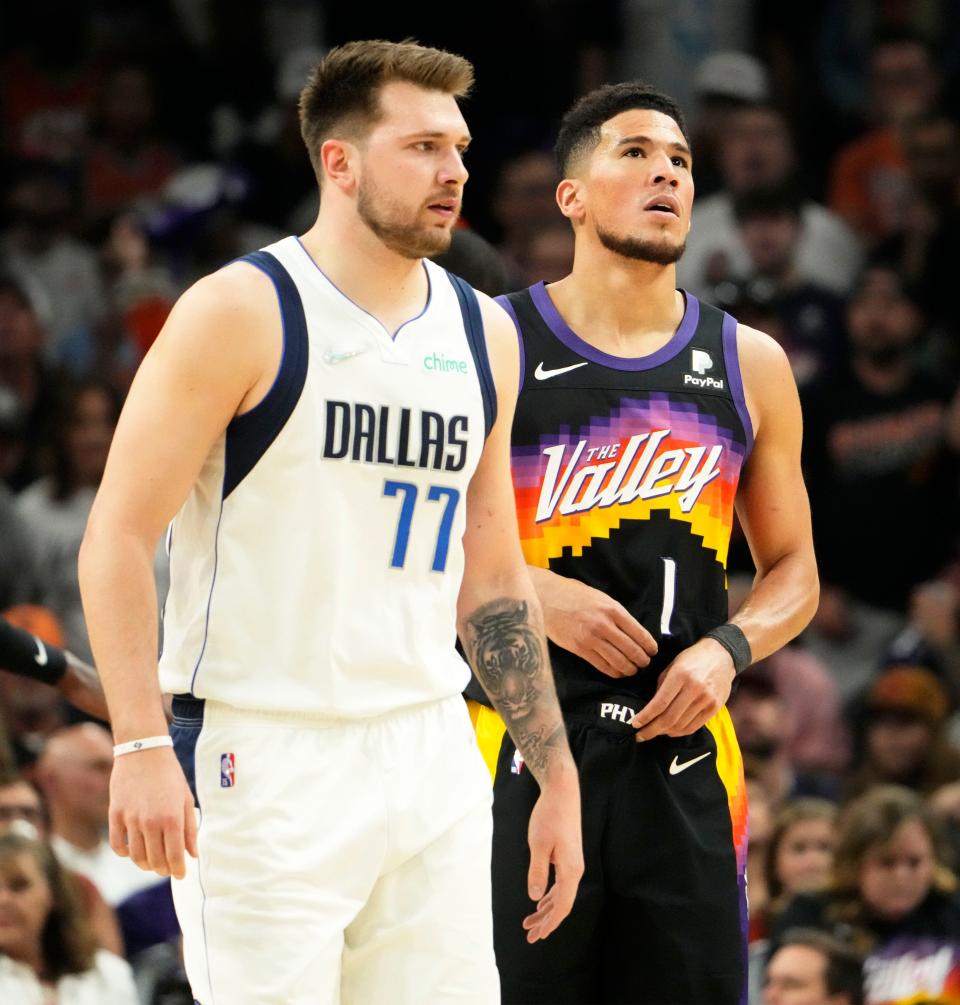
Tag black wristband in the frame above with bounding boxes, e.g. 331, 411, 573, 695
0, 618, 68, 686
703, 623, 752, 675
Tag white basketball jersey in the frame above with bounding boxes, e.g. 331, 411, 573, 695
158, 236, 496, 716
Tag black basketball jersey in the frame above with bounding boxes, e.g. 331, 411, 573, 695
496, 281, 753, 707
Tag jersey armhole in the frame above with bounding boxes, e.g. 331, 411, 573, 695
721, 312, 755, 457
447, 272, 497, 437
222, 250, 309, 498
494, 293, 525, 397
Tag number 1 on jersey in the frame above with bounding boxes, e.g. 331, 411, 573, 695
384, 480, 461, 573
661, 557, 676, 636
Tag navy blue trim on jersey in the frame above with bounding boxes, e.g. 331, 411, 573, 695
449, 272, 497, 436
721, 311, 755, 456
222, 250, 309, 499
494, 293, 525, 396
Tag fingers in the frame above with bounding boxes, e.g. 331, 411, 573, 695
109, 811, 130, 859
523, 851, 583, 942
184, 799, 199, 860
610, 608, 658, 664
590, 638, 638, 678
527, 840, 550, 903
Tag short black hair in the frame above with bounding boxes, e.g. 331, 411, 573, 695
555, 81, 689, 177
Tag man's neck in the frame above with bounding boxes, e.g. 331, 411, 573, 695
299, 214, 430, 336
546, 249, 685, 357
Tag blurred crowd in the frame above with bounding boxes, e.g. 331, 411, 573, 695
1, 3, 959, 1004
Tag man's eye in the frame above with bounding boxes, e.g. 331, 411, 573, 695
625, 147, 643, 158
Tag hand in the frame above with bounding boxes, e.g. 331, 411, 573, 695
631, 637, 735, 740
109, 747, 198, 879
534, 570, 657, 677
522, 772, 584, 943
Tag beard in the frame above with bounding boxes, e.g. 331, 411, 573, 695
357, 177, 455, 260
596, 222, 686, 265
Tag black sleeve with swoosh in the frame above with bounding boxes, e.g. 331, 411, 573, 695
0, 616, 67, 685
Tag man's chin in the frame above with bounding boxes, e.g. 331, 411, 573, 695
596, 225, 686, 266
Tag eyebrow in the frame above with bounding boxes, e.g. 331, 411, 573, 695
616, 135, 691, 157
402, 130, 472, 146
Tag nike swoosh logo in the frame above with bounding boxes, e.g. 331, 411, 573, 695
534, 361, 589, 381
33, 637, 48, 666
668, 751, 712, 776
323, 348, 369, 364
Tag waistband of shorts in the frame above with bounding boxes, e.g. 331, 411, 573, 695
562, 696, 644, 736
170, 692, 464, 728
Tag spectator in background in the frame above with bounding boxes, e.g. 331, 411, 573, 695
828, 29, 941, 246
16, 381, 119, 660
81, 64, 179, 228
726, 182, 846, 386
772, 786, 960, 1005
846, 666, 960, 799
519, 220, 575, 288
35, 724, 164, 907
0, 275, 60, 491
0, 830, 137, 1003
801, 266, 960, 697
0, 160, 108, 370
728, 663, 840, 811
0, 395, 42, 610
873, 111, 960, 368
0, 6, 98, 166
0, 770, 123, 956
491, 148, 560, 289
749, 799, 839, 998
688, 50, 771, 199
678, 103, 862, 301
763, 929, 864, 1005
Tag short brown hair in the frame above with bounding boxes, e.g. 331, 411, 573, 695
299, 39, 474, 181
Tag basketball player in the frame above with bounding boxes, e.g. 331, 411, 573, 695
77, 41, 582, 1005
0, 614, 108, 720
468, 82, 820, 1004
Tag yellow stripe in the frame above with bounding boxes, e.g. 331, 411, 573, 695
467, 699, 507, 782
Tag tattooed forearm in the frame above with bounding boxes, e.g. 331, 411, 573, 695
463, 597, 566, 776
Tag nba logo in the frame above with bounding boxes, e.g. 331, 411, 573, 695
511, 749, 525, 775
220, 753, 236, 788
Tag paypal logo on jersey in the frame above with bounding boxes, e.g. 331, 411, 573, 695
684, 348, 725, 390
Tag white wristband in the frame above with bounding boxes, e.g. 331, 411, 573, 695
113, 735, 174, 757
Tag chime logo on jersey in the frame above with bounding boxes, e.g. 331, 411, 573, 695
220, 753, 236, 788
511, 748, 525, 774
535, 429, 723, 522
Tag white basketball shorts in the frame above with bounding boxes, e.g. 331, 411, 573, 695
170, 693, 499, 1004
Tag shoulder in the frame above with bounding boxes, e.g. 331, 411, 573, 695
71, 950, 137, 997
733, 324, 798, 428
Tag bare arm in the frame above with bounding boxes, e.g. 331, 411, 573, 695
633, 326, 819, 740
78, 262, 280, 878
457, 295, 582, 941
